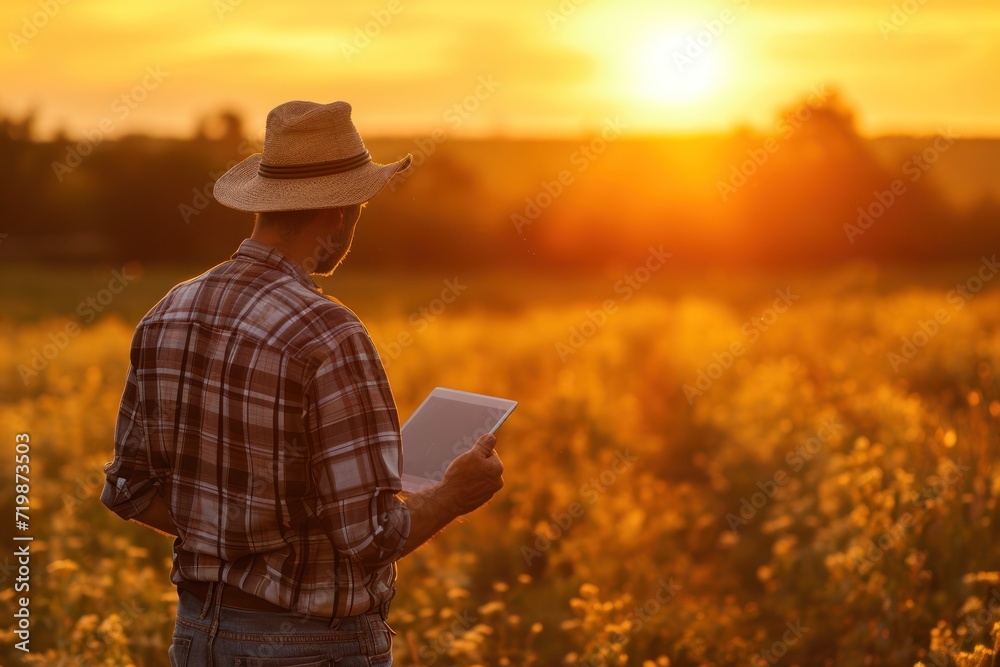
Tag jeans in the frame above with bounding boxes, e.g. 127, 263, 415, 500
169, 585, 394, 666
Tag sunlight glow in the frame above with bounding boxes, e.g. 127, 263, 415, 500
1, 0, 998, 137
631, 30, 730, 105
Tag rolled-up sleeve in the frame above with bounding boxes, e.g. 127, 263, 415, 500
304, 328, 410, 569
101, 361, 162, 521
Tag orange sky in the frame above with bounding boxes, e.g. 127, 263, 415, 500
2, 0, 999, 139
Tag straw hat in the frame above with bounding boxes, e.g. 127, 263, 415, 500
213, 100, 412, 212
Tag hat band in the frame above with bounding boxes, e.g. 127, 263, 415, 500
257, 151, 371, 179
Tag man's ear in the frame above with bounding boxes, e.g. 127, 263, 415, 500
316, 206, 344, 232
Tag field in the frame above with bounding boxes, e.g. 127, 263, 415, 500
2, 259, 1000, 667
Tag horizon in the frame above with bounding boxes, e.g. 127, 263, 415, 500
5, 101, 994, 143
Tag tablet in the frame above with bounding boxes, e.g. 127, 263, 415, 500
400, 387, 517, 493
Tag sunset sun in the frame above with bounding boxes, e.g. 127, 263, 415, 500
631, 31, 731, 105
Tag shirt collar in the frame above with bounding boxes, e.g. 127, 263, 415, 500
230, 238, 324, 294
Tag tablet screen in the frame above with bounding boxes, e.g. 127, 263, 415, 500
401, 388, 516, 492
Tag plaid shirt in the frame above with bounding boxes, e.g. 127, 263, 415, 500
101, 238, 410, 619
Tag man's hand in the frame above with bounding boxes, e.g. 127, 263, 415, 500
398, 433, 505, 558
440, 433, 504, 515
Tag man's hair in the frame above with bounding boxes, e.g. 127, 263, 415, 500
256, 208, 328, 241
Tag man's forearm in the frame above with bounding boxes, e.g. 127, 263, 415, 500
398, 484, 461, 558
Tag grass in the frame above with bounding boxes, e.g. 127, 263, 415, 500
2, 262, 1000, 666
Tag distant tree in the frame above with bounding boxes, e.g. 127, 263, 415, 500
724, 87, 959, 265
195, 110, 242, 142
1, 100, 998, 269
0, 109, 35, 142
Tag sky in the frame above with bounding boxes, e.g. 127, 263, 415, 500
1, 0, 999, 140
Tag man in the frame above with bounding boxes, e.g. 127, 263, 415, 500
100, 100, 504, 666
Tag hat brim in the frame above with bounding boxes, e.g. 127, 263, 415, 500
213, 153, 412, 212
